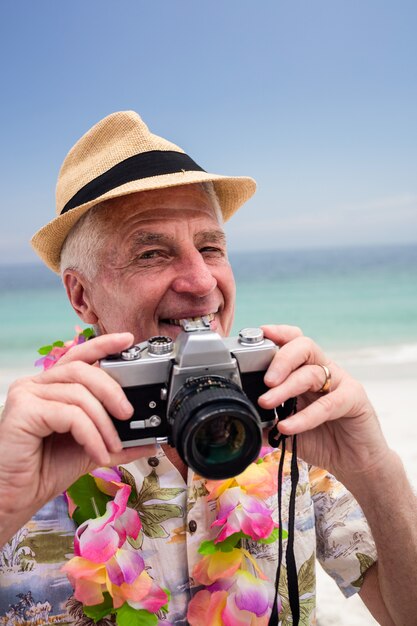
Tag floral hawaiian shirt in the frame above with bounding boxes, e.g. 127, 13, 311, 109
0, 447, 377, 625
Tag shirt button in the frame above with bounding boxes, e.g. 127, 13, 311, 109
148, 457, 160, 467
188, 520, 197, 533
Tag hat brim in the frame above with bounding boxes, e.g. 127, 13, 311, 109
31, 171, 256, 274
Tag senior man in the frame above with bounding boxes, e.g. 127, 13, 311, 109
0, 111, 416, 626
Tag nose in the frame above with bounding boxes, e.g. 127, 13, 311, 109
171, 249, 217, 297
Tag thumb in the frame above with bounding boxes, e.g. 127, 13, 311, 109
57, 332, 135, 367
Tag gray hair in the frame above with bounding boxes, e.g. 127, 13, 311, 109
60, 182, 222, 281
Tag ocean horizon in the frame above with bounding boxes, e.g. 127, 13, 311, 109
1, 243, 417, 373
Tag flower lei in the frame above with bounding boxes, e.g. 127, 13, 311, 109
35, 326, 95, 369
36, 329, 286, 625
187, 451, 286, 625
63, 467, 171, 625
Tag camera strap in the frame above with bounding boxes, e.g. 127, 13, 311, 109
267, 400, 300, 626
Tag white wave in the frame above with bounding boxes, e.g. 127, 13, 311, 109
328, 342, 417, 366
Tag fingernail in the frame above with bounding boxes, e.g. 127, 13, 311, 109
264, 373, 279, 386
121, 398, 134, 415
259, 391, 272, 405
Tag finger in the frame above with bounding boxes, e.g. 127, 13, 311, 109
261, 324, 304, 345
109, 444, 158, 467
259, 363, 335, 408
56, 332, 134, 366
29, 401, 112, 466
263, 336, 328, 387
34, 361, 133, 421
30, 382, 123, 453
276, 385, 353, 436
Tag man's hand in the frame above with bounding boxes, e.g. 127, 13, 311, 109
258, 325, 391, 488
258, 325, 417, 624
0, 333, 155, 545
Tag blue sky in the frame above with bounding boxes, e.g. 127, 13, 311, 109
1, 0, 416, 263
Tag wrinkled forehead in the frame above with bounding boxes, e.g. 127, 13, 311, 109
99, 184, 222, 229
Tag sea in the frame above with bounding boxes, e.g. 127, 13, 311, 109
1, 243, 417, 394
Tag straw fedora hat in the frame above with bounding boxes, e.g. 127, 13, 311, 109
31, 110, 256, 273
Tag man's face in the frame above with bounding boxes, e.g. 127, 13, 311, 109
78, 184, 236, 342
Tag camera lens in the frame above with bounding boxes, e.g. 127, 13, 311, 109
169, 376, 262, 479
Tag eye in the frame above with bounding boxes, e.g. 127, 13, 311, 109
137, 249, 165, 260
200, 246, 225, 256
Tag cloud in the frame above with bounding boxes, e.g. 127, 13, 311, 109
337, 193, 417, 217
0, 235, 39, 264
226, 193, 417, 249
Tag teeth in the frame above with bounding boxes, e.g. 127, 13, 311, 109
167, 313, 215, 326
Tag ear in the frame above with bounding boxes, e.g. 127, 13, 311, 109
63, 270, 99, 324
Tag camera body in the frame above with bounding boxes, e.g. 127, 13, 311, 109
101, 318, 278, 478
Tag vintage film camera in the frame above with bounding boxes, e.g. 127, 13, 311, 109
101, 317, 279, 479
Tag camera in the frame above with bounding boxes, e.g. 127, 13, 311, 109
101, 317, 278, 479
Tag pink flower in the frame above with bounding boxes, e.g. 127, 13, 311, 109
212, 487, 276, 543
63, 481, 169, 612
192, 548, 244, 586
35, 328, 90, 370
187, 589, 228, 626
91, 466, 124, 497
64, 550, 168, 610
206, 460, 276, 502
63, 480, 155, 608
221, 571, 275, 623
188, 571, 277, 626
74, 483, 141, 562
127, 581, 170, 613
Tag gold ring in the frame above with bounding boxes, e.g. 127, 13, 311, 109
318, 364, 331, 393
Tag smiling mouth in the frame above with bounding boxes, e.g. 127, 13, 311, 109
160, 312, 216, 326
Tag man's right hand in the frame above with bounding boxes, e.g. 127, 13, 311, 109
0, 332, 155, 546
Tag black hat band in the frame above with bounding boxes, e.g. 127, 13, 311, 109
61, 150, 206, 215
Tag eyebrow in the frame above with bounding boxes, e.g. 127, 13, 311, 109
194, 230, 227, 247
129, 229, 227, 250
131, 232, 172, 246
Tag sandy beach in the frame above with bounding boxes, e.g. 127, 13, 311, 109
1, 350, 416, 625
316, 352, 417, 625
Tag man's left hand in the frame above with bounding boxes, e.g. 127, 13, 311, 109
258, 324, 391, 489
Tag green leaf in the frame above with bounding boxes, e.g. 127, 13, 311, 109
259, 527, 288, 544
82, 327, 95, 339
142, 503, 183, 524
198, 539, 218, 555
217, 532, 245, 551
149, 486, 186, 501
136, 469, 185, 505
83, 593, 114, 622
198, 532, 245, 555
52, 340, 65, 347
278, 564, 289, 601
272, 554, 316, 625
119, 467, 139, 502
115, 604, 157, 626
160, 588, 171, 613
299, 596, 316, 623
67, 474, 111, 525
38, 344, 53, 355
140, 522, 167, 539
351, 552, 376, 587
139, 503, 183, 538
127, 531, 143, 550
297, 552, 315, 596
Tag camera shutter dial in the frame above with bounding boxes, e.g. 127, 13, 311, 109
238, 328, 264, 345
148, 335, 174, 356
